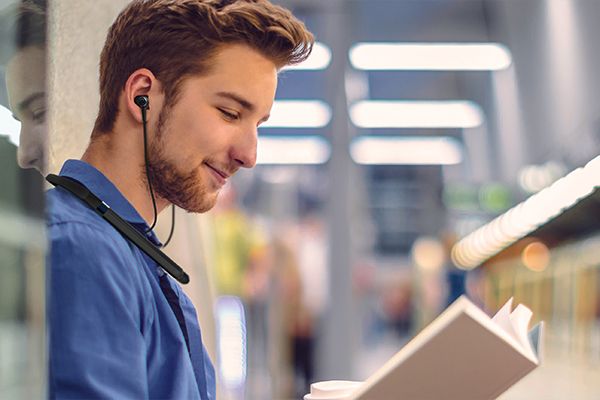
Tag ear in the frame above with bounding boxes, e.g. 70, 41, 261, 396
123, 68, 160, 124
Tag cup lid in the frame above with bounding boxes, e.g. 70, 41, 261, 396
304, 380, 363, 400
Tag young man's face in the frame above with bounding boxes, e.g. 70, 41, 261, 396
147, 44, 277, 213
6, 45, 47, 174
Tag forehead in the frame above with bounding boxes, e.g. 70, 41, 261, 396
188, 44, 278, 105
5, 46, 46, 111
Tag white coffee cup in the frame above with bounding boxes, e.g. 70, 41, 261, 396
303, 380, 363, 400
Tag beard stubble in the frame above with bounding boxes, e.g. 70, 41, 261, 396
143, 106, 219, 214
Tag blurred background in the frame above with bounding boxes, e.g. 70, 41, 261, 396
2, 0, 600, 399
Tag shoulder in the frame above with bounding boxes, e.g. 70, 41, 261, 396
47, 187, 150, 294
47, 187, 128, 266
47, 186, 105, 228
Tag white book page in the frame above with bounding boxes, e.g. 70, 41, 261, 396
492, 298, 537, 362
492, 298, 519, 341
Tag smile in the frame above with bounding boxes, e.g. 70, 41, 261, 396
205, 163, 229, 186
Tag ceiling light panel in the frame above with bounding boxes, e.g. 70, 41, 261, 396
350, 100, 484, 129
261, 100, 332, 129
350, 42, 512, 71
350, 136, 463, 165
257, 135, 331, 165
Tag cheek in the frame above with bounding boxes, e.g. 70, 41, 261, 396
19, 122, 47, 152
179, 113, 232, 153
30, 123, 48, 146
174, 106, 212, 140
169, 99, 248, 159
18, 122, 34, 146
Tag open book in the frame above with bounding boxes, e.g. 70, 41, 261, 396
352, 296, 543, 399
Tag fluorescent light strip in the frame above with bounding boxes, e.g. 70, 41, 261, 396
284, 42, 332, 71
350, 42, 512, 71
261, 100, 331, 128
350, 136, 462, 165
452, 155, 600, 269
257, 135, 330, 165
0, 104, 21, 146
349, 100, 484, 129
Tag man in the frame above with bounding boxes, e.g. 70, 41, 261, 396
47, 1, 313, 398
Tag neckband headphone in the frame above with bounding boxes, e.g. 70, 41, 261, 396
45, 94, 189, 284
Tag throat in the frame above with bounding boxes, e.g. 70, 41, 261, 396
81, 150, 168, 225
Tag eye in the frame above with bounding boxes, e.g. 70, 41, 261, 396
218, 108, 239, 121
32, 109, 46, 124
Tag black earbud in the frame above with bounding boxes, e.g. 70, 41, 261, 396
134, 95, 149, 110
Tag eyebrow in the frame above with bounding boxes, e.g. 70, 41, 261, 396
215, 91, 270, 123
18, 92, 45, 114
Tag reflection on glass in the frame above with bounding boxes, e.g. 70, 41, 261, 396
0, 0, 46, 398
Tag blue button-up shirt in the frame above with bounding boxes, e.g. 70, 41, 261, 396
47, 159, 216, 399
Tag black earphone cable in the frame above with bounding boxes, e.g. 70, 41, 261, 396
140, 100, 176, 247
141, 106, 159, 234
163, 205, 175, 247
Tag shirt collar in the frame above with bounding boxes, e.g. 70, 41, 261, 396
58, 159, 162, 246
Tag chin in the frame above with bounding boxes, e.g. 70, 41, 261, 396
178, 189, 220, 214
202, 191, 221, 212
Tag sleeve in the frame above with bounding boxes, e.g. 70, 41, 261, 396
48, 221, 150, 399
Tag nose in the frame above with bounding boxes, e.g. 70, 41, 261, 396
17, 125, 43, 172
231, 126, 258, 169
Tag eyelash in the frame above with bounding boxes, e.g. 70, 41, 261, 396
218, 108, 239, 121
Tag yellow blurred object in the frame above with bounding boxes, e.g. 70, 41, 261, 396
213, 210, 254, 296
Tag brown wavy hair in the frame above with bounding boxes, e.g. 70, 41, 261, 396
93, 0, 314, 135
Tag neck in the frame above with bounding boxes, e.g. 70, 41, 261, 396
81, 130, 169, 225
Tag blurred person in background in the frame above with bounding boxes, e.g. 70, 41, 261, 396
379, 279, 412, 338
45, 1, 313, 398
243, 227, 272, 398
241, 224, 273, 398
290, 211, 329, 397
259, 212, 328, 398
270, 225, 303, 398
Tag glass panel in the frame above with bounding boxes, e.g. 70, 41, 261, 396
0, 0, 46, 398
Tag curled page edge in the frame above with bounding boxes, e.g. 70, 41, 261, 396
528, 321, 544, 364
492, 298, 541, 364
492, 297, 520, 344
509, 304, 536, 361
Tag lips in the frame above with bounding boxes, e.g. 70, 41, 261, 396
205, 162, 229, 186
